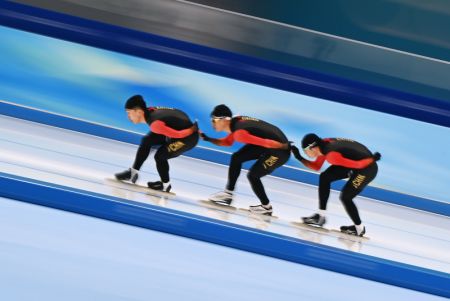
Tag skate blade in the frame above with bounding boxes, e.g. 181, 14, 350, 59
290, 221, 330, 233
146, 187, 176, 197
239, 208, 278, 219
199, 200, 237, 211
105, 178, 176, 197
331, 229, 370, 240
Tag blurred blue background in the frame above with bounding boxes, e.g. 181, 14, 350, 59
1, 25, 449, 203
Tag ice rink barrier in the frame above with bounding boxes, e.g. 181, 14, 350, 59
0, 1, 448, 127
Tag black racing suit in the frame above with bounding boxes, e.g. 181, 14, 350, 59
295, 138, 378, 225
133, 107, 198, 182
214, 116, 290, 205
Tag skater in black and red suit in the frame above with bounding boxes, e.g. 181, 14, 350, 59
115, 95, 198, 192
291, 133, 381, 236
200, 104, 290, 215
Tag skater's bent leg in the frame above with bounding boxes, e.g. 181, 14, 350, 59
340, 164, 378, 224
154, 147, 170, 183
156, 133, 199, 183
339, 186, 362, 225
247, 169, 270, 205
319, 166, 350, 210
226, 145, 262, 191
227, 153, 243, 191
248, 149, 290, 205
132, 133, 165, 170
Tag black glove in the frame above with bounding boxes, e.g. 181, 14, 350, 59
290, 145, 305, 161
291, 144, 300, 155
199, 132, 213, 142
372, 152, 381, 161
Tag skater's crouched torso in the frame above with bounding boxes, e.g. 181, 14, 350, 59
321, 138, 373, 161
230, 116, 288, 144
145, 107, 193, 130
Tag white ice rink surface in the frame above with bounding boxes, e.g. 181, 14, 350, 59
0, 196, 447, 301
0, 115, 449, 276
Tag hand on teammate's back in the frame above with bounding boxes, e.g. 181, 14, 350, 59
290, 145, 300, 156
199, 131, 212, 142
290, 144, 305, 161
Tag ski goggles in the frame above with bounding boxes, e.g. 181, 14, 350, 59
211, 116, 231, 123
303, 141, 318, 151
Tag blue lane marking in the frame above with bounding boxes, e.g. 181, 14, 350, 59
0, 171, 449, 298
2, 157, 450, 267
1, 151, 449, 247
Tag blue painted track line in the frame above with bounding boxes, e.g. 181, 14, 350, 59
0, 171, 448, 298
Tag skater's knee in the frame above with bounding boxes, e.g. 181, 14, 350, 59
140, 135, 152, 147
339, 191, 353, 205
230, 152, 241, 163
231, 152, 249, 165
154, 150, 167, 162
319, 172, 332, 184
247, 170, 261, 182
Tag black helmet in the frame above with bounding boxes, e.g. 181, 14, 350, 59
210, 104, 232, 118
301, 133, 322, 149
125, 95, 147, 110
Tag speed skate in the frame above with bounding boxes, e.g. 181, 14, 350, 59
291, 221, 370, 240
198, 199, 238, 212
239, 208, 279, 219
105, 178, 176, 198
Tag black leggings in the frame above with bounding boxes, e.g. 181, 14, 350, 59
319, 163, 378, 225
227, 144, 290, 205
132, 131, 199, 182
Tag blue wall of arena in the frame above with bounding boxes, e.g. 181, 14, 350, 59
1, 25, 449, 204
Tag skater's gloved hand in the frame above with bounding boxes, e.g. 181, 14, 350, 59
199, 131, 213, 142
291, 145, 306, 161
291, 144, 306, 161
290, 144, 299, 154
290, 145, 305, 160
372, 152, 381, 161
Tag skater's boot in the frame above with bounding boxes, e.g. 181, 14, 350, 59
148, 181, 172, 192
302, 213, 326, 227
208, 190, 233, 205
115, 168, 138, 183
249, 204, 273, 216
340, 225, 366, 237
